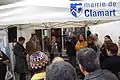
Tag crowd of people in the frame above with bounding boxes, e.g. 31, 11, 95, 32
0, 32, 120, 80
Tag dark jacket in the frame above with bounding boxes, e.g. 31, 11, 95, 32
0, 51, 9, 80
48, 42, 62, 58
100, 44, 107, 54
0, 51, 9, 68
87, 43, 97, 52
84, 69, 118, 80
66, 37, 77, 56
101, 55, 120, 78
48, 43, 61, 54
13, 42, 28, 73
99, 44, 109, 66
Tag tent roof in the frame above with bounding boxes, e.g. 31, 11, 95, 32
0, 0, 119, 28
0, 20, 115, 30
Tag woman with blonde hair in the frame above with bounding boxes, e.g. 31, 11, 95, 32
52, 57, 64, 63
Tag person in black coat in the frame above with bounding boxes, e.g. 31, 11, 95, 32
101, 43, 120, 79
13, 37, 28, 80
66, 33, 85, 79
0, 51, 10, 80
66, 32, 77, 67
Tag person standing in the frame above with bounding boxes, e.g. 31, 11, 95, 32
0, 51, 10, 80
66, 32, 77, 67
75, 34, 87, 79
118, 36, 120, 56
13, 37, 28, 80
77, 48, 118, 80
75, 34, 87, 51
48, 36, 61, 62
93, 33, 102, 51
30, 51, 48, 80
46, 61, 78, 80
87, 36, 97, 52
101, 43, 120, 79
26, 34, 41, 78
26, 34, 41, 56
100, 35, 113, 65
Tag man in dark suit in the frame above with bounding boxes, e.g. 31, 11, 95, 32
66, 32, 77, 67
13, 37, 28, 80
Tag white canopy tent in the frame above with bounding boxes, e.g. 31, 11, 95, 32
10, 20, 117, 29
0, 0, 120, 29
0, 0, 70, 26
0, 1, 120, 77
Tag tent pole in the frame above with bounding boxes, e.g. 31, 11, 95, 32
41, 29, 45, 52
61, 28, 64, 54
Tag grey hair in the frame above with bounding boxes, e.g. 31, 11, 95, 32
46, 61, 78, 80
77, 48, 100, 73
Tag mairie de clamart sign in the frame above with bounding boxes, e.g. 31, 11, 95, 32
70, 0, 120, 20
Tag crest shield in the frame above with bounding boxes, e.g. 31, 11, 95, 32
70, 3, 83, 18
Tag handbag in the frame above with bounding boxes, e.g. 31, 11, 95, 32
5, 66, 13, 80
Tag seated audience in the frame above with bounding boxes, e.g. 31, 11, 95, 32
30, 51, 48, 80
46, 61, 78, 80
101, 43, 120, 79
77, 48, 118, 80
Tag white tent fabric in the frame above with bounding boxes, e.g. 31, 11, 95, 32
0, 0, 120, 26
0, 0, 71, 25
90, 20, 120, 43
0, 6, 72, 25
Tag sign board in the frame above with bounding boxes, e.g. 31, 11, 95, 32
70, 0, 120, 20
